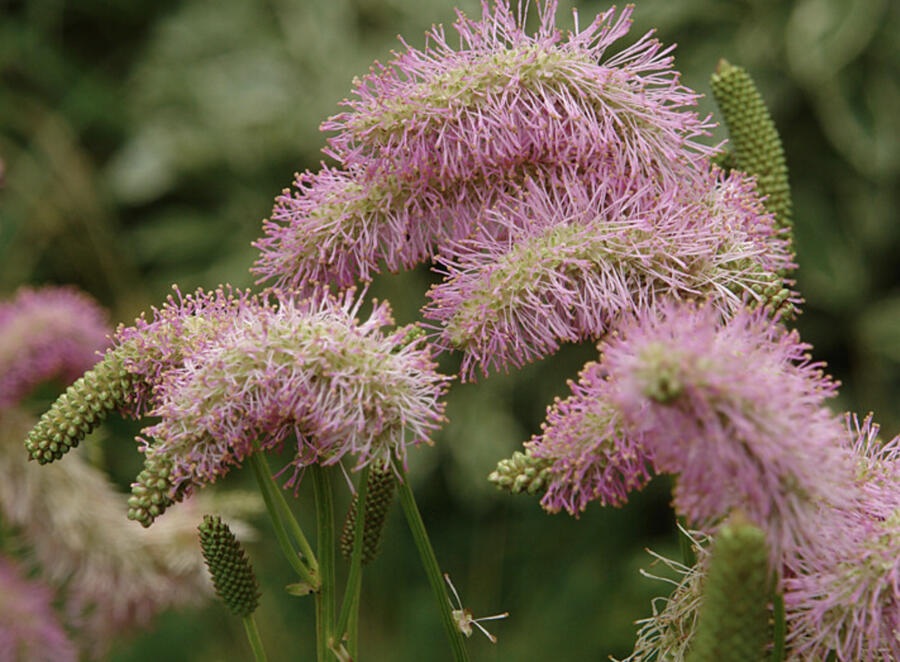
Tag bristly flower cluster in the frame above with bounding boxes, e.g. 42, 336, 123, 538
0, 286, 109, 411
526, 301, 857, 565
139, 288, 449, 501
423, 168, 794, 379
781, 414, 900, 661
251, 2, 797, 379
254, 2, 717, 290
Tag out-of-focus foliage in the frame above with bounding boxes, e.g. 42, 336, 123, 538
1, 0, 898, 660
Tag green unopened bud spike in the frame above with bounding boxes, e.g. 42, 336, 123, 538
127, 448, 186, 527
711, 60, 794, 237
686, 514, 771, 662
340, 468, 396, 565
198, 514, 261, 618
24, 349, 136, 464
488, 447, 553, 496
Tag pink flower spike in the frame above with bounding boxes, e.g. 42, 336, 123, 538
254, 1, 721, 291
528, 361, 654, 516
425, 167, 795, 380
600, 302, 857, 565
324, 2, 715, 190
111, 284, 259, 416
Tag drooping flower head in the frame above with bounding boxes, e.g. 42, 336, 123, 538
525, 360, 653, 516
323, 1, 714, 189
0, 286, 109, 411
0, 554, 76, 662
522, 301, 856, 565
139, 288, 450, 504
601, 302, 857, 564
424, 167, 795, 379
25, 285, 258, 465
253, 1, 717, 291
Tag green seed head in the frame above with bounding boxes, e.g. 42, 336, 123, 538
198, 514, 260, 618
340, 468, 397, 565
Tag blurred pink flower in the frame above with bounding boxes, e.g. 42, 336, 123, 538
527, 360, 653, 515
0, 286, 109, 410
0, 554, 76, 662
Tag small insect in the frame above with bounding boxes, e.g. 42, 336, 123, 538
443, 573, 509, 644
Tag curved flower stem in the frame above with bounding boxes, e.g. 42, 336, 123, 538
242, 614, 270, 662
311, 465, 336, 662
336, 465, 371, 649
394, 461, 470, 662
249, 452, 319, 588
256, 451, 319, 575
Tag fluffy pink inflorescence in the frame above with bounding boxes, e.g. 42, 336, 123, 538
601, 302, 857, 564
0, 554, 76, 662
111, 285, 258, 416
528, 360, 653, 516
782, 414, 900, 661
253, 1, 717, 291
140, 289, 450, 496
423, 167, 794, 380
528, 302, 857, 566
324, 1, 714, 189
0, 286, 110, 410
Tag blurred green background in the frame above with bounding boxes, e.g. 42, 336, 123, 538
1, 0, 898, 659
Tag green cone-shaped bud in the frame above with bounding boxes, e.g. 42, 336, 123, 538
198, 514, 260, 617
340, 468, 396, 565
127, 449, 181, 528
686, 515, 771, 662
488, 447, 553, 496
25, 349, 135, 464
711, 60, 794, 236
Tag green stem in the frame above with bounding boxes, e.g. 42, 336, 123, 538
677, 517, 697, 568
394, 462, 470, 662
348, 589, 361, 660
312, 465, 336, 662
249, 452, 319, 587
336, 465, 371, 646
242, 614, 270, 662
256, 451, 319, 575
771, 592, 786, 662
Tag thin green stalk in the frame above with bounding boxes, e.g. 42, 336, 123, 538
771, 592, 786, 662
249, 452, 318, 587
336, 465, 371, 646
348, 589, 361, 660
242, 614, 270, 662
677, 517, 697, 568
312, 465, 336, 662
256, 451, 319, 574
394, 462, 470, 662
